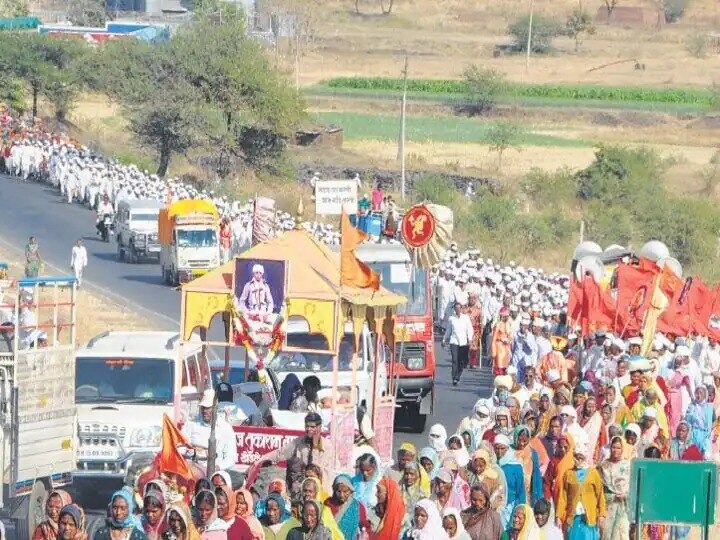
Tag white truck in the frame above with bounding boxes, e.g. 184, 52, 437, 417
73, 331, 206, 488
0, 277, 78, 540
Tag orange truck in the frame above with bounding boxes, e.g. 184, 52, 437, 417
158, 200, 221, 285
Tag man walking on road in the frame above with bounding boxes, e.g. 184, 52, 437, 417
70, 238, 88, 287
443, 301, 473, 386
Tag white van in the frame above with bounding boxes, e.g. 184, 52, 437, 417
265, 319, 388, 413
73, 331, 206, 484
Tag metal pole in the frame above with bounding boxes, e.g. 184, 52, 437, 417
526, 0, 535, 73
398, 55, 408, 202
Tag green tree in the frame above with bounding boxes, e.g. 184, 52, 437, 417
0, 33, 86, 120
508, 14, 562, 53
85, 39, 210, 176
0, 0, 29, 17
459, 65, 506, 116
67, 0, 107, 27
86, 15, 304, 176
565, 9, 596, 51
486, 121, 525, 169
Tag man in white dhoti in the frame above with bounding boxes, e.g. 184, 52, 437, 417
70, 239, 88, 287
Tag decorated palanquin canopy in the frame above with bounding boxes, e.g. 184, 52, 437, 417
180, 228, 406, 352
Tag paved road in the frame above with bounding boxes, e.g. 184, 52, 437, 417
0, 175, 493, 507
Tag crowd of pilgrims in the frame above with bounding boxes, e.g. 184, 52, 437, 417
27, 339, 719, 540
4, 112, 718, 540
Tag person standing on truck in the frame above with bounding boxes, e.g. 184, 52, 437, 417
181, 389, 238, 471
443, 302, 474, 386
70, 238, 88, 287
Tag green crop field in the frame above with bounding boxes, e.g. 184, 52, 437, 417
309, 78, 715, 114
314, 111, 588, 146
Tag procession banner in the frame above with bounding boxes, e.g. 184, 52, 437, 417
332, 409, 356, 472
233, 426, 306, 467
373, 399, 396, 464
315, 180, 358, 216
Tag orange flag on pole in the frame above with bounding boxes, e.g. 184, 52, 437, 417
340, 211, 380, 290
159, 413, 194, 480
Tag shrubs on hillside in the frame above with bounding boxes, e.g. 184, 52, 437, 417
578, 146, 720, 270
508, 14, 563, 53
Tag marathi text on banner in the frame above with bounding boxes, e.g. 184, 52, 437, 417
315, 180, 358, 216
234, 426, 306, 466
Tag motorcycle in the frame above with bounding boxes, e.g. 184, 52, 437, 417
99, 213, 114, 242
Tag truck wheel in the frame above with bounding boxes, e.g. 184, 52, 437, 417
117, 243, 124, 262
129, 246, 137, 264
16, 480, 46, 540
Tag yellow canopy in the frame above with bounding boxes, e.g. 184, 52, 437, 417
180, 229, 405, 344
168, 199, 219, 219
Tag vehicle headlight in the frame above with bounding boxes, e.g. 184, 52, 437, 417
178, 257, 188, 267
407, 357, 425, 370
128, 426, 162, 448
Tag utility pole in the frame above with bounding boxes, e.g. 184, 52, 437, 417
295, 31, 300, 91
397, 55, 409, 202
526, 0, 535, 73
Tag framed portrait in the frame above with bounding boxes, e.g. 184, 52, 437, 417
234, 258, 288, 317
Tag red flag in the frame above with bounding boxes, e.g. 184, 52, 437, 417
690, 278, 714, 336
615, 262, 657, 334
657, 277, 694, 336
567, 279, 582, 324
580, 276, 615, 336
159, 413, 194, 480
659, 264, 683, 300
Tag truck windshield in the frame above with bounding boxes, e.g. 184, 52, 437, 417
367, 262, 428, 316
75, 357, 174, 404
131, 213, 159, 222
268, 335, 358, 372
177, 229, 217, 247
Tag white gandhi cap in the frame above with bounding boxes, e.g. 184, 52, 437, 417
252, 263, 265, 274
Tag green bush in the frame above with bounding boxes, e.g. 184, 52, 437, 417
576, 146, 662, 205
508, 14, 563, 53
521, 167, 577, 208
470, 195, 517, 231
584, 201, 635, 247
413, 174, 460, 207
459, 65, 506, 116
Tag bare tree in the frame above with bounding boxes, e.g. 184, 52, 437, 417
604, 0, 619, 21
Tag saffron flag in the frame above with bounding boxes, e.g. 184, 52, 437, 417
340, 211, 380, 290
580, 276, 615, 336
615, 262, 657, 335
568, 279, 583, 324
159, 413, 194, 480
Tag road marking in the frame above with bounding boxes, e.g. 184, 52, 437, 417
0, 236, 178, 329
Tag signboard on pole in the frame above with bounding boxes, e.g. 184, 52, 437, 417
315, 180, 358, 215
629, 459, 717, 540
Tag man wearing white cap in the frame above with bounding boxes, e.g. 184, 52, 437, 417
181, 389, 238, 470
510, 314, 538, 381
237, 262, 274, 315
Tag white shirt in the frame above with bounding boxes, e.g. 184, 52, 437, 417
71, 246, 88, 268
443, 313, 473, 346
699, 344, 720, 384
181, 415, 238, 470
